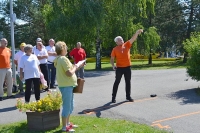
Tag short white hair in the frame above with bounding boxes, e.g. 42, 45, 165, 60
77, 42, 81, 45
24, 44, 33, 53
49, 38, 55, 42
114, 36, 123, 42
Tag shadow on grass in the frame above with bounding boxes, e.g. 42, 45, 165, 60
166, 88, 200, 105
78, 101, 130, 118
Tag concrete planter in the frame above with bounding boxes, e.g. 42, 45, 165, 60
26, 110, 60, 131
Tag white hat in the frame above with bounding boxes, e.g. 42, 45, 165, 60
36, 38, 42, 42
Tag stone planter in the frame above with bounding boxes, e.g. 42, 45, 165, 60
26, 110, 60, 131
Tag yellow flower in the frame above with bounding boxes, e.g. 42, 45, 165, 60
16, 91, 62, 113
38, 102, 42, 106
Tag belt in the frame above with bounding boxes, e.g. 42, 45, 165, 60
47, 61, 53, 64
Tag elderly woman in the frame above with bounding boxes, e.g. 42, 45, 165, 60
54, 41, 84, 132
19, 44, 41, 103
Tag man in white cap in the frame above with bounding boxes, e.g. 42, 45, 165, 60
33, 38, 45, 53
14, 42, 26, 94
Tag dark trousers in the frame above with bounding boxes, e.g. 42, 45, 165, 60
40, 64, 49, 89
25, 78, 40, 102
47, 63, 56, 87
112, 66, 131, 99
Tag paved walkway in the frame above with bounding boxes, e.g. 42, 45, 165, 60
1, 69, 200, 133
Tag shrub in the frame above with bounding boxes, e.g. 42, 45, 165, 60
183, 32, 200, 81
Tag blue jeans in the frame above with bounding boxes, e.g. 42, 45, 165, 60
59, 86, 74, 117
47, 64, 56, 87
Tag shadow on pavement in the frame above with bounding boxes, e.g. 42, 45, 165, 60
0, 106, 17, 112
78, 101, 128, 118
85, 71, 112, 78
167, 88, 200, 104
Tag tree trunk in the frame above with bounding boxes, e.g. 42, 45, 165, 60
148, 12, 152, 65
95, 38, 101, 70
148, 48, 152, 64
183, 3, 194, 63
148, 53, 152, 64
183, 52, 188, 63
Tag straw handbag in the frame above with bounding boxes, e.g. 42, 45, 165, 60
73, 78, 85, 93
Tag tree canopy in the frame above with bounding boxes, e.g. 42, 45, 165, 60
0, 0, 199, 64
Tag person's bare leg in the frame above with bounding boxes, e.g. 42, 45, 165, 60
62, 115, 70, 128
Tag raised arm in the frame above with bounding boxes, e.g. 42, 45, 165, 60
129, 29, 143, 44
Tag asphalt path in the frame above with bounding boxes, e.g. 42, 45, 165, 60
1, 69, 200, 133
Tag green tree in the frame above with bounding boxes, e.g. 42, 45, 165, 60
183, 32, 200, 81
151, 0, 186, 57
43, 0, 156, 69
179, 0, 200, 63
0, 0, 51, 47
143, 27, 161, 64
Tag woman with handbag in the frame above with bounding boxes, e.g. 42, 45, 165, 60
54, 41, 84, 132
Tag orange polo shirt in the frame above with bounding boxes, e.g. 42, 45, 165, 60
111, 41, 132, 67
0, 47, 11, 68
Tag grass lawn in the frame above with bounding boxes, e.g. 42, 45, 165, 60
0, 115, 169, 133
85, 60, 187, 71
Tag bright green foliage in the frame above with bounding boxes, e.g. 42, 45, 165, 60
42, 0, 156, 52
183, 32, 200, 81
143, 26, 161, 53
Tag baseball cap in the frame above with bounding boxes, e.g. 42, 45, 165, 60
36, 38, 42, 42
20, 42, 26, 47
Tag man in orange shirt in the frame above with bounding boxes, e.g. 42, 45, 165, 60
0, 38, 14, 101
110, 29, 143, 103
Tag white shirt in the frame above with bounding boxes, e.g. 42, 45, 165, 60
45, 45, 56, 64
33, 45, 45, 53
33, 48, 48, 64
19, 54, 40, 80
14, 50, 25, 72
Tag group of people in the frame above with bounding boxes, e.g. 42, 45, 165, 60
0, 38, 86, 99
0, 28, 142, 132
